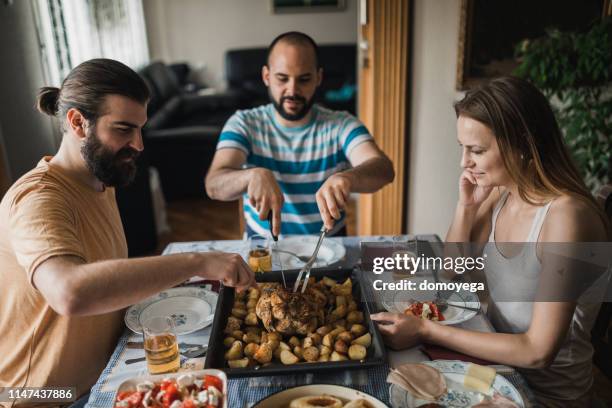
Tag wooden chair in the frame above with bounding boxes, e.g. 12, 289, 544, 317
592, 183, 612, 378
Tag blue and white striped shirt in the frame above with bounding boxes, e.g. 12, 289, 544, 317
217, 103, 373, 235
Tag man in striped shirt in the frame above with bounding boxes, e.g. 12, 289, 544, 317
206, 32, 394, 236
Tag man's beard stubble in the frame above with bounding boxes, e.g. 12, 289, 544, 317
271, 92, 315, 122
81, 127, 140, 188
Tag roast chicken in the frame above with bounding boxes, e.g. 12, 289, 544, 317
255, 282, 328, 335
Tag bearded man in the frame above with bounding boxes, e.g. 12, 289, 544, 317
205, 32, 395, 237
0, 59, 254, 407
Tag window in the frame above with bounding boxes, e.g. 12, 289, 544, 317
33, 0, 149, 85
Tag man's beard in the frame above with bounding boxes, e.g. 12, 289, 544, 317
81, 128, 140, 188
271, 92, 315, 121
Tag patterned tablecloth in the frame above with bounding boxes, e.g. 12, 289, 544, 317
85, 236, 535, 408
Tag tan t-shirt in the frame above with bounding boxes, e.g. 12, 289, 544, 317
0, 157, 128, 407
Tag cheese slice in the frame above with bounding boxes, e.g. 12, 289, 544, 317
464, 363, 496, 394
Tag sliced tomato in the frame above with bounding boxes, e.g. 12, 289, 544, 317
116, 391, 133, 401
125, 392, 144, 408
203, 375, 223, 392
182, 398, 196, 408
162, 384, 179, 408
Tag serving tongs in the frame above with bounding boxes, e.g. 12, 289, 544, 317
293, 225, 327, 293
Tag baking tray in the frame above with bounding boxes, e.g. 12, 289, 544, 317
205, 267, 387, 378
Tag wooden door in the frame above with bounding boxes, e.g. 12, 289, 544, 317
357, 0, 410, 235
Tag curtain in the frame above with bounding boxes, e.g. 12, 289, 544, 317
33, 0, 149, 85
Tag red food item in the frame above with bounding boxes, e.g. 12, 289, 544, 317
404, 301, 445, 321
162, 384, 179, 408
203, 375, 224, 392
182, 397, 197, 408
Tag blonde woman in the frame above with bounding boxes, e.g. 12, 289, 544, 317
372, 76, 609, 407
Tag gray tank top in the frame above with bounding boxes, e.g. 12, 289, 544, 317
484, 191, 598, 404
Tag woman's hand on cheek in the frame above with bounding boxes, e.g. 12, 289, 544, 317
371, 312, 426, 351
459, 170, 493, 208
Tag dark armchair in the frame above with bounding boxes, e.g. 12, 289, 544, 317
139, 62, 237, 201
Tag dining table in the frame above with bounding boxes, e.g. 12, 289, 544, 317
84, 235, 536, 408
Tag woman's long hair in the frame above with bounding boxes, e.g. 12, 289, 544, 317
454, 76, 608, 228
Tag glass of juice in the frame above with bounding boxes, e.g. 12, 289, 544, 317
248, 234, 272, 273
141, 316, 180, 374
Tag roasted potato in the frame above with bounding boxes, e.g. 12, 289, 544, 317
334, 339, 348, 354
231, 330, 244, 340
348, 344, 367, 360
330, 351, 348, 361
260, 332, 269, 344
308, 333, 322, 345
302, 337, 315, 349
233, 300, 246, 309
293, 346, 304, 359
243, 332, 261, 344
336, 331, 353, 343
327, 304, 347, 323
288, 336, 301, 348
274, 341, 291, 359
248, 287, 260, 299
254, 342, 273, 364
268, 332, 282, 343
322, 333, 334, 348
224, 316, 242, 334
350, 324, 367, 337
318, 354, 330, 362
231, 308, 247, 319
351, 333, 372, 348
246, 299, 258, 310
331, 278, 352, 296
316, 325, 333, 336
223, 337, 236, 348
302, 346, 320, 362
224, 340, 243, 360
319, 345, 332, 356
336, 296, 347, 307
334, 320, 347, 330
346, 311, 364, 325
244, 342, 259, 358
347, 300, 358, 312
244, 312, 258, 326
280, 350, 300, 365
322, 276, 337, 287
227, 357, 249, 368
328, 327, 345, 339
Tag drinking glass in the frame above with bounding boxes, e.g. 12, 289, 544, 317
141, 316, 180, 374
247, 234, 272, 273
391, 235, 419, 279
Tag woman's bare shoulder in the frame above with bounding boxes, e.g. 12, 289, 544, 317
541, 194, 607, 242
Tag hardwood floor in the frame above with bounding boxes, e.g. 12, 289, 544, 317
157, 198, 611, 404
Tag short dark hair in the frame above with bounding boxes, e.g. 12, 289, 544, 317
36, 58, 150, 127
266, 31, 320, 68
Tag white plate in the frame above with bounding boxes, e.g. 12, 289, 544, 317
125, 287, 218, 335
390, 360, 525, 408
380, 277, 480, 325
254, 384, 388, 408
274, 236, 346, 269
113, 369, 227, 408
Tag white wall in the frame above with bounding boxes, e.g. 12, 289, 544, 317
407, 0, 464, 237
142, 0, 358, 90
0, 1, 58, 182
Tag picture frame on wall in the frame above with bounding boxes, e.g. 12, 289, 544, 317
456, 0, 610, 90
271, 0, 346, 14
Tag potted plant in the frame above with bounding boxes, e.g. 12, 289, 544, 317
514, 17, 612, 192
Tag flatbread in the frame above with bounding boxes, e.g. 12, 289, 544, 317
387, 363, 447, 401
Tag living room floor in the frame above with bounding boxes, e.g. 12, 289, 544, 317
156, 198, 611, 404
